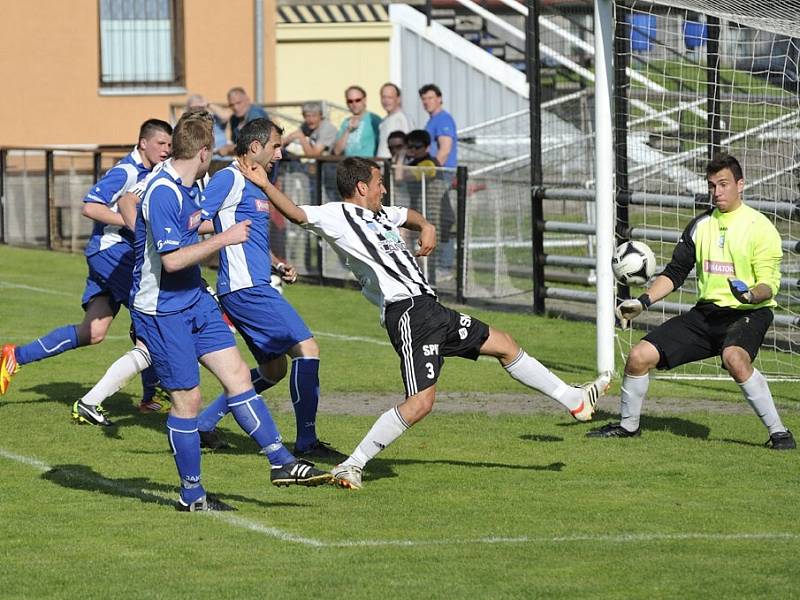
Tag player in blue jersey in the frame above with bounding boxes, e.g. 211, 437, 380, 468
194, 118, 342, 460
129, 111, 331, 512
0, 120, 172, 419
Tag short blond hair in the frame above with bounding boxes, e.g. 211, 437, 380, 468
172, 111, 213, 160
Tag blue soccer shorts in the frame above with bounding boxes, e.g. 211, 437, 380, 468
81, 245, 135, 313
131, 292, 236, 390
220, 285, 313, 364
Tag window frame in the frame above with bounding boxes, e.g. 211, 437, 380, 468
97, 0, 185, 90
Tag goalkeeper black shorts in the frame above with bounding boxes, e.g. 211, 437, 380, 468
643, 303, 773, 370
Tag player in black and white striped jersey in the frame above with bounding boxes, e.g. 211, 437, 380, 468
241, 157, 611, 489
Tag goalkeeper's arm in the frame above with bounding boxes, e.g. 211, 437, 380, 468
616, 275, 675, 329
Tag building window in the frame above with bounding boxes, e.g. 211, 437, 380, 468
99, 0, 184, 88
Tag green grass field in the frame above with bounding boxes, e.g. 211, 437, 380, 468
1, 245, 798, 598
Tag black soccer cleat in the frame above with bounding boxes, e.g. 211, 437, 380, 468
175, 494, 236, 512
586, 422, 641, 438
294, 440, 348, 462
270, 459, 334, 487
199, 429, 231, 450
765, 429, 796, 450
71, 400, 113, 427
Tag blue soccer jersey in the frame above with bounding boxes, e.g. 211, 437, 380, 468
200, 162, 272, 295
83, 147, 151, 257
131, 160, 204, 315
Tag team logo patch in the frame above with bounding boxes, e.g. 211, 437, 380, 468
255, 199, 270, 213
703, 260, 734, 275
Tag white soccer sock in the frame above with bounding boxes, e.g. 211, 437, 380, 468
81, 347, 151, 407
503, 350, 581, 411
619, 372, 649, 432
346, 406, 409, 469
739, 368, 786, 435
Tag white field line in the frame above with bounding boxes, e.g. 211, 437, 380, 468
0, 447, 326, 546
3, 447, 798, 549
0, 282, 74, 297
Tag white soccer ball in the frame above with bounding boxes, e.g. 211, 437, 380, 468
612, 240, 656, 286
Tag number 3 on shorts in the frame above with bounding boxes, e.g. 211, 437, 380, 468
425, 362, 435, 379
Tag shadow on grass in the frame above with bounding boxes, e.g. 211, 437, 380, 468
364, 457, 566, 483
580, 414, 710, 439
716, 437, 768, 449
42, 464, 305, 510
519, 434, 564, 443
21, 381, 266, 453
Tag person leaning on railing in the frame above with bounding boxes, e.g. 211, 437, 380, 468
281, 101, 338, 158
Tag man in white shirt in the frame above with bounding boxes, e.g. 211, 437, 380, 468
376, 83, 413, 159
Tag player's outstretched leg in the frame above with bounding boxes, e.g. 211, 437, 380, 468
197, 367, 280, 450
226, 389, 333, 486
2, 325, 79, 395
479, 327, 610, 421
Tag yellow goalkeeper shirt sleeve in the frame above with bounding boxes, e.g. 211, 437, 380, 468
694, 203, 782, 309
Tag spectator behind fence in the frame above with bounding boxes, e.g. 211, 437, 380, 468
216, 87, 268, 156
405, 128, 455, 282
185, 94, 231, 160
282, 101, 338, 158
333, 85, 381, 157
377, 83, 413, 159
419, 83, 458, 169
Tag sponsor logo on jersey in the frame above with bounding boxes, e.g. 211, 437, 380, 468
703, 259, 734, 275
188, 210, 202, 230
157, 239, 179, 251
255, 199, 270, 213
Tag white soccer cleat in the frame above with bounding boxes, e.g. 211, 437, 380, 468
331, 464, 363, 490
570, 372, 612, 422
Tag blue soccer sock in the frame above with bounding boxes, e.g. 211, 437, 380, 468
227, 389, 294, 466
140, 365, 160, 402
166, 415, 205, 504
198, 368, 276, 432
15, 325, 80, 366
290, 357, 320, 451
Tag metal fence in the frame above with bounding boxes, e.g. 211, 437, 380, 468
1, 150, 535, 309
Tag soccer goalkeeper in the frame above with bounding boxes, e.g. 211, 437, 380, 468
589, 154, 794, 450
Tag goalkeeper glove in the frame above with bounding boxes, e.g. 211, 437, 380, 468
727, 277, 753, 304
615, 294, 652, 330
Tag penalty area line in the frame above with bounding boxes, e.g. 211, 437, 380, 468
2, 449, 797, 549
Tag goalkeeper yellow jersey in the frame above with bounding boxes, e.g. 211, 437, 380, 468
662, 202, 782, 309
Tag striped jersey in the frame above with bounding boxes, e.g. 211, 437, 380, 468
131, 160, 204, 315
300, 202, 435, 309
83, 147, 150, 257
660, 203, 782, 309
199, 162, 272, 296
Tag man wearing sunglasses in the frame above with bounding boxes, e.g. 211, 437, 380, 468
333, 85, 381, 157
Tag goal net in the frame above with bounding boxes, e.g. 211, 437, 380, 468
613, 0, 800, 381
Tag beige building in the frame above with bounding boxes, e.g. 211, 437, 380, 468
0, 0, 278, 147
275, 3, 392, 127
